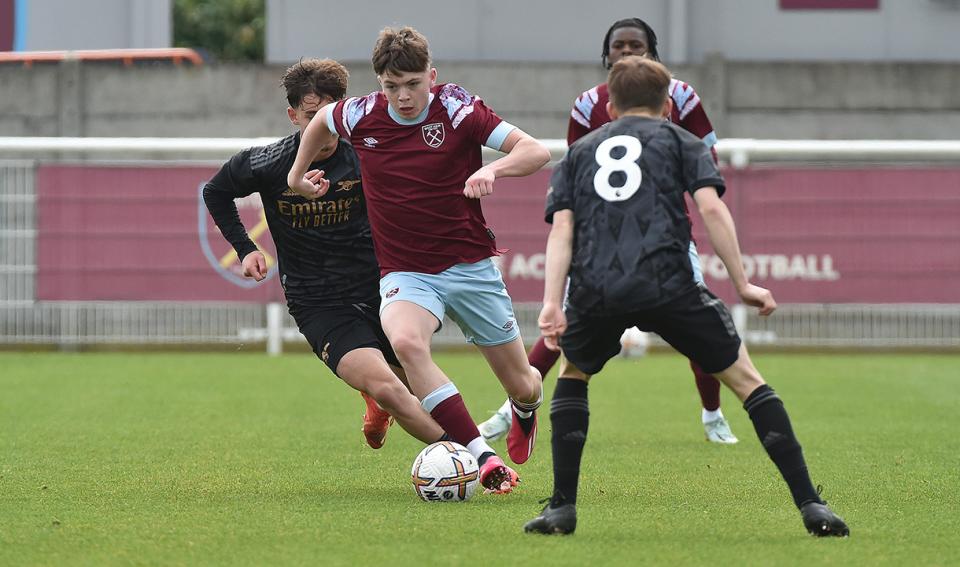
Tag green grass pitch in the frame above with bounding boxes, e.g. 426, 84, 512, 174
2, 351, 958, 566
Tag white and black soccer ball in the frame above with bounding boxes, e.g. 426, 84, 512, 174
620, 326, 649, 358
411, 441, 479, 502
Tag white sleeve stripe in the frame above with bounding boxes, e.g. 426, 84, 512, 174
325, 105, 338, 135
679, 93, 701, 121
672, 83, 693, 113
587, 86, 599, 103
570, 107, 590, 128
573, 95, 595, 124
485, 121, 517, 151
669, 78, 680, 95
338, 95, 374, 137
341, 102, 352, 137
452, 103, 475, 129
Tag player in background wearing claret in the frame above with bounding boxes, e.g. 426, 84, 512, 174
204, 58, 445, 450
479, 17, 737, 446
524, 57, 848, 537
287, 28, 549, 494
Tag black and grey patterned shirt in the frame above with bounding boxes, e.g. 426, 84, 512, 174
546, 116, 725, 314
203, 134, 379, 306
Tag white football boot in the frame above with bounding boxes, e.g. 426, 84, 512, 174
704, 414, 739, 444
478, 398, 512, 441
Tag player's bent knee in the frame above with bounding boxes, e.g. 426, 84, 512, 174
336, 349, 392, 390
528, 365, 543, 387
366, 380, 408, 412
336, 347, 381, 373
387, 333, 431, 363
714, 358, 765, 401
505, 375, 539, 403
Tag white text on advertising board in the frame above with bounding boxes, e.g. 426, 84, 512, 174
497, 253, 840, 282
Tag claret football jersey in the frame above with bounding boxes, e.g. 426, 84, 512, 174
568, 79, 718, 151
327, 83, 517, 276
546, 116, 725, 314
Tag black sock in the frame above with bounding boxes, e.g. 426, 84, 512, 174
743, 384, 820, 508
551, 378, 589, 505
477, 451, 495, 467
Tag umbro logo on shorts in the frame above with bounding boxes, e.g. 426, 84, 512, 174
386, 287, 400, 299
502, 320, 515, 331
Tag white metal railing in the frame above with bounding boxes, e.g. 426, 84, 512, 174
2, 139, 960, 352
0, 161, 35, 303
0, 301, 266, 344
0, 137, 279, 157
4, 137, 960, 165
718, 139, 960, 168
4, 301, 958, 351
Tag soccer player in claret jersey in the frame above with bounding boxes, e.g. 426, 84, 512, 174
204, 58, 446, 449
479, 17, 738, 445
287, 28, 549, 494
523, 57, 848, 537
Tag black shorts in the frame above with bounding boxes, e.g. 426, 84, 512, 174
288, 301, 400, 377
562, 284, 742, 376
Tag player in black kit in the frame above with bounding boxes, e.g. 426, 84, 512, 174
523, 57, 848, 537
203, 59, 444, 448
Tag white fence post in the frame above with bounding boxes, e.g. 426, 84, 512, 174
731, 304, 748, 336
266, 302, 283, 356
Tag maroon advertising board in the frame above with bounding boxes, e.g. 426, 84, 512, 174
37, 164, 960, 304
37, 165, 284, 302
0, 0, 13, 51
481, 167, 960, 304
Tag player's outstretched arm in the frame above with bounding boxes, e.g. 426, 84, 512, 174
286, 105, 336, 199
202, 166, 264, 275
463, 130, 550, 199
693, 187, 777, 316
203, 178, 272, 283
539, 209, 575, 350
493, 129, 552, 177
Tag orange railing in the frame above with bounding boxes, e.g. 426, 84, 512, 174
0, 48, 204, 67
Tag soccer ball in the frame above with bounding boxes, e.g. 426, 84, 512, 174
620, 326, 649, 358
411, 441, 479, 502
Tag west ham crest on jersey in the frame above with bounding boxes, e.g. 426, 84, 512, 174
422, 123, 445, 148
